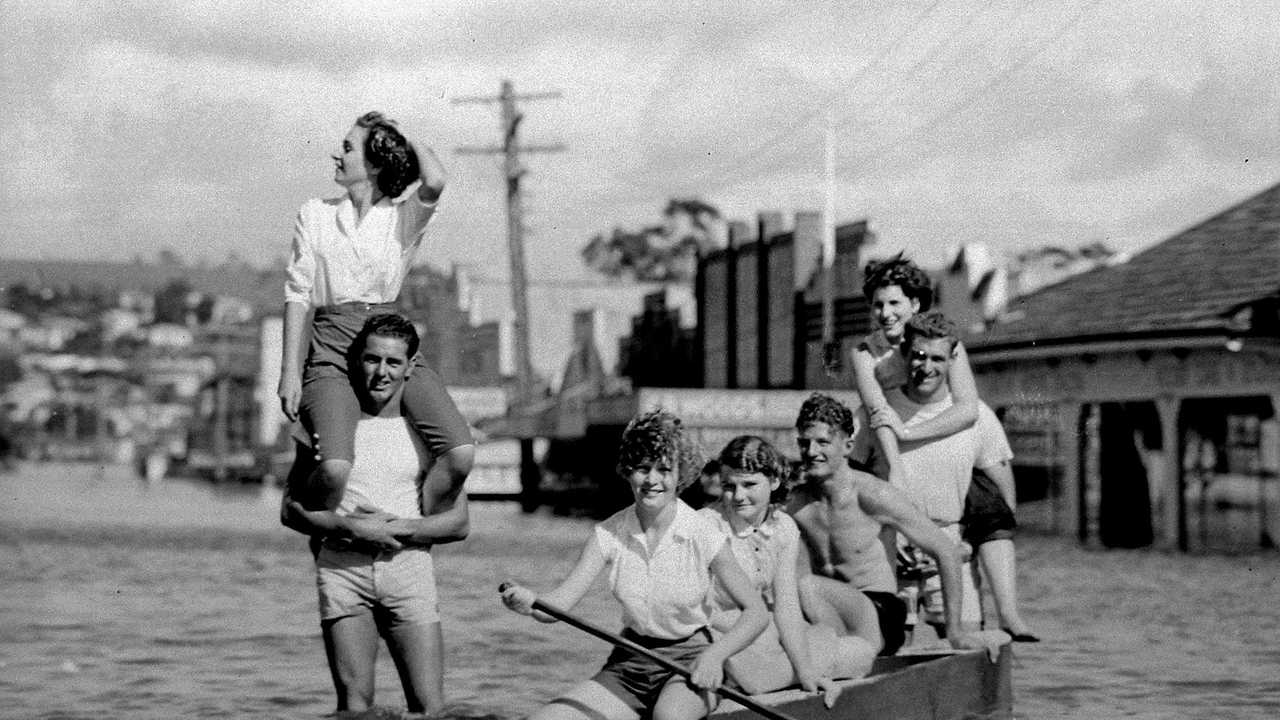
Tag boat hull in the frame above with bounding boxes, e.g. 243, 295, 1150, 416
713, 645, 1013, 720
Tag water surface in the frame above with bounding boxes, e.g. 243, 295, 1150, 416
1, 463, 1277, 719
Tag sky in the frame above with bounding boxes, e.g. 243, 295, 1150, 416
3, 0, 1279, 291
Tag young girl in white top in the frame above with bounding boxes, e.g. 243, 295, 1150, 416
700, 436, 876, 699
278, 112, 474, 513
502, 410, 767, 720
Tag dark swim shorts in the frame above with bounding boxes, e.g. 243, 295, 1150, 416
863, 590, 907, 656
592, 628, 712, 712
962, 471, 1017, 546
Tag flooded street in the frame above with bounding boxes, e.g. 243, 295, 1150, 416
2, 462, 1277, 719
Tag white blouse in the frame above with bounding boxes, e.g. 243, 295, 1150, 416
594, 500, 726, 639
700, 506, 799, 632
284, 182, 437, 307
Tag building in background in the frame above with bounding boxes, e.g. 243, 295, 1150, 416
935, 241, 1120, 334
461, 271, 696, 393
696, 211, 877, 392
1, 256, 510, 484
966, 180, 1280, 553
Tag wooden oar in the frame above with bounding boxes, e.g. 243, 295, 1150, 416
499, 584, 800, 720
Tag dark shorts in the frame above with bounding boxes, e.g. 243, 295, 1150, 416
962, 471, 1017, 546
863, 590, 907, 656
592, 628, 711, 712
300, 303, 473, 463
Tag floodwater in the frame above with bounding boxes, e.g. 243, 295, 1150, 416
1, 463, 1277, 719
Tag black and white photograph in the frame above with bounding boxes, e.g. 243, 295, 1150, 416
2, 2, 1278, 718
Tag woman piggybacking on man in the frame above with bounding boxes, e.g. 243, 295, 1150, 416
851, 253, 1038, 641
278, 111, 474, 520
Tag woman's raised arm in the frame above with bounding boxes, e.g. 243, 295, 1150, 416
414, 143, 447, 203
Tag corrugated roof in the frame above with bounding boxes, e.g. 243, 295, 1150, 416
971, 181, 1280, 350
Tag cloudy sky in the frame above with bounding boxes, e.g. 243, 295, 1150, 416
4, 0, 1278, 286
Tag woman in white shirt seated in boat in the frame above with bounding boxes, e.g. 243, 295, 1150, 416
700, 435, 878, 699
501, 410, 768, 720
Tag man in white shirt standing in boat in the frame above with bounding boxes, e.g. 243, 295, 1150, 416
281, 313, 469, 716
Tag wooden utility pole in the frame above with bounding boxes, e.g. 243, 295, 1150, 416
455, 80, 565, 514
454, 80, 565, 403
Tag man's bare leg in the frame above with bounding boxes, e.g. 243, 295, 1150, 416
799, 575, 884, 653
322, 611, 380, 711
977, 539, 1038, 639
384, 620, 445, 716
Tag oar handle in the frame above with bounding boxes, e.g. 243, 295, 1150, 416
498, 583, 797, 720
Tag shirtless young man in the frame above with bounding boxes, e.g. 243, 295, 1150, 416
281, 313, 469, 716
786, 393, 982, 655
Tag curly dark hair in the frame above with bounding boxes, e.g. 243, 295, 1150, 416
902, 310, 958, 353
356, 111, 420, 200
357, 313, 420, 358
616, 409, 703, 492
795, 392, 856, 437
861, 252, 934, 310
718, 435, 786, 480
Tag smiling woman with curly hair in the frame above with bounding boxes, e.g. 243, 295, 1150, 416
616, 409, 704, 494
502, 409, 769, 720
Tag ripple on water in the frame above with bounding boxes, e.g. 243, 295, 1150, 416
7, 465, 1280, 719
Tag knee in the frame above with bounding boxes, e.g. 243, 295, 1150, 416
797, 574, 821, 605
440, 444, 475, 480
316, 459, 352, 488
798, 574, 817, 595
308, 460, 352, 511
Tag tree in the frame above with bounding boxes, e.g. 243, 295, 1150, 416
157, 248, 184, 266
153, 279, 192, 325
580, 198, 724, 282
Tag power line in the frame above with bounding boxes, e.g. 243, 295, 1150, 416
687, 0, 1094, 199
676, 0, 946, 190
699, 0, 1027, 196
853, 0, 1100, 170
581, 0, 947, 208
829, 0, 1020, 137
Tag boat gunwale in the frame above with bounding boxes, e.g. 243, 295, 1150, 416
711, 644, 1014, 719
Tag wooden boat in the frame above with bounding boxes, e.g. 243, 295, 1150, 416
712, 645, 1013, 720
